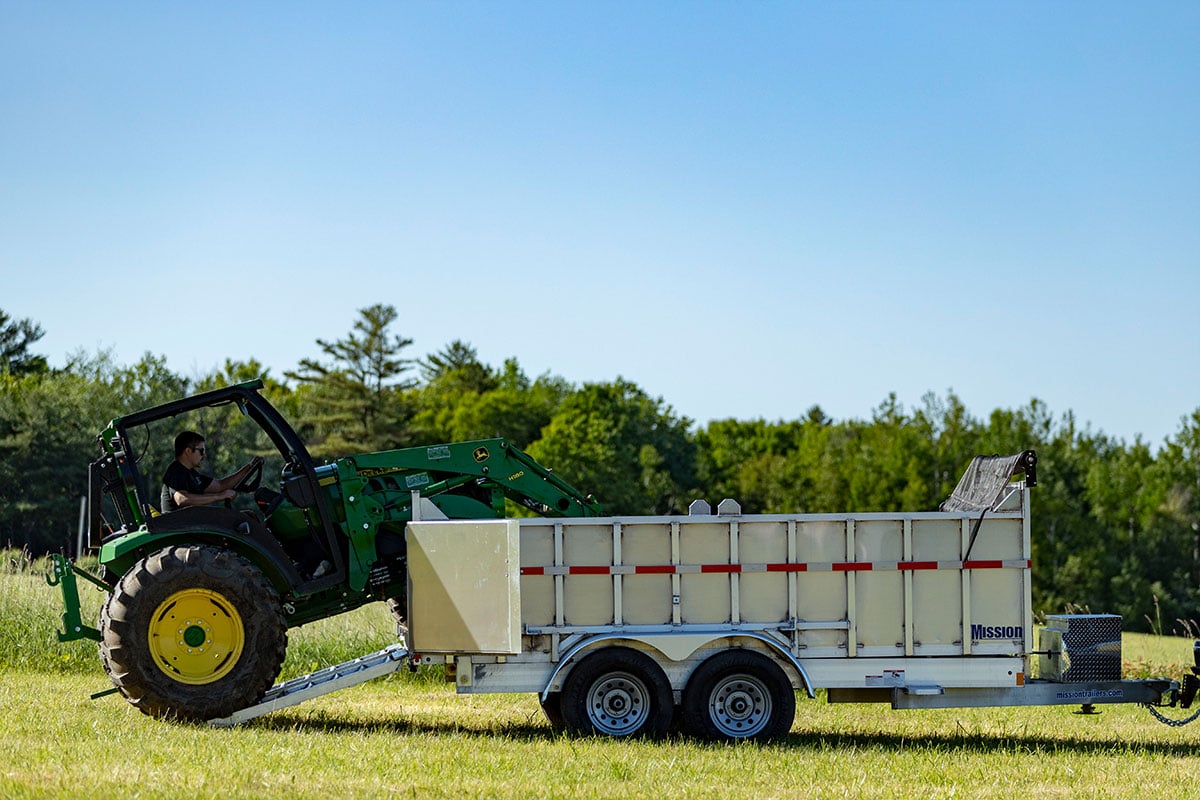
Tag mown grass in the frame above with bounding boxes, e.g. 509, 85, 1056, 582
4, 551, 1199, 799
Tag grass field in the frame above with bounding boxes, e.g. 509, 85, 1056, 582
4, 551, 1199, 799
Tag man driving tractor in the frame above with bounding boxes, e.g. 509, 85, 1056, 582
160, 430, 263, 512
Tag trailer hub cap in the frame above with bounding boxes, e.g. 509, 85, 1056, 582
148, 588, 245, 685
587, 672, 649, 736
710, 675, 772, 738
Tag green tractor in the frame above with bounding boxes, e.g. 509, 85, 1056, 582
52, 380, 601, 721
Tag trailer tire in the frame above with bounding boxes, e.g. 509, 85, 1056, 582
561, 647, 673, 738
99, 545, 287, 722
681, 650, 795, 743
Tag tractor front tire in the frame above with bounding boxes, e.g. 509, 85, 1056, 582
99, 545, 287, 722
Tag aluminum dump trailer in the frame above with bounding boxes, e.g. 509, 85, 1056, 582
399, 453, 1184, 741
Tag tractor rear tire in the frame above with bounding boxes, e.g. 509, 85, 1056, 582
99, 545, 287, 722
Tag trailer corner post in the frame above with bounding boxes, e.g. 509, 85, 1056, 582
1023, 485, 1034, 659
671, 521, 682, 626
612, 522, 623, 627
729, 518, 740, 626
787, 519, 798, 654
960, 516, 972, 656
846, 519, 857, 658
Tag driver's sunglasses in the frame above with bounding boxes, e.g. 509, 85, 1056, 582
191, 446, 206, 455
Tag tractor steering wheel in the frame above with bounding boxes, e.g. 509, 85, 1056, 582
233, 458, 264, 494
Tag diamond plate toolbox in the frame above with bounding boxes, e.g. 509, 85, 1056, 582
1038, 614, 1122, 682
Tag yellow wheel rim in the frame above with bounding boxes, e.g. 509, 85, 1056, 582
148, 588, 245, 685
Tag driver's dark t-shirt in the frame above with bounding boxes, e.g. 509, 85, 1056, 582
161, 461, 213, 512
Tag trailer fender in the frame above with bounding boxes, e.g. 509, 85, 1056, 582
679, 633, 815, 699
540, 632, 815, 703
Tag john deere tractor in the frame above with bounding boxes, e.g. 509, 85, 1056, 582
51, 380, 601, 721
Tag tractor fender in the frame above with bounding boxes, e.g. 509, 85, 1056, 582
100, 507, 306, 595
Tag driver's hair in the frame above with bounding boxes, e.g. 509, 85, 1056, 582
174, 431, 205, 457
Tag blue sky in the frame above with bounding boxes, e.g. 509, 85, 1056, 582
2, 3, 1197, 446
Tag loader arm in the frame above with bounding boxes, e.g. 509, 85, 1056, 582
341, 438, 603, 519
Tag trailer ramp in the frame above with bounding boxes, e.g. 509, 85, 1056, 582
210, 643, 410, 727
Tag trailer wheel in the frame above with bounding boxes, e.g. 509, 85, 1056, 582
99, 545, 287, 721
681, 650, 795, 742
561, 647, 673, 738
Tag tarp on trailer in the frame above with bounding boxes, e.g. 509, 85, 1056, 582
940, 451, 1037, 513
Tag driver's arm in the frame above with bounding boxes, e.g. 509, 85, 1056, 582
209, 456, 264, 493
172, 486, 236, 507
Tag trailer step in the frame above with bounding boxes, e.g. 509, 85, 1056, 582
209, 643, 411, 727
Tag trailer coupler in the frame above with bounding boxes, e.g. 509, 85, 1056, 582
1143, 640, 1200, 727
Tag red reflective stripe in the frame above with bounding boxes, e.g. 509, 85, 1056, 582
569, 566, 612, 575
522, 559, 1026, 576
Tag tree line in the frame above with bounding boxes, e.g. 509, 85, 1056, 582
2, 304, 1197, 631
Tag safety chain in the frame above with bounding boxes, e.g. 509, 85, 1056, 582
1143, 704, 1200, 727
1144, 644, 1200, 726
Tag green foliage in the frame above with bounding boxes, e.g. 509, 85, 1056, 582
67, 348, 191, 411
697, 418, 810, 512
418, 339, 498, 391
0, 308, 48, 375
286, 304, 417, 456
0, 370, 114, 553
412, 355, 570, 448
0, 349, 190, 552
528, 379, 696, 515
1089, 413, 1200, 630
